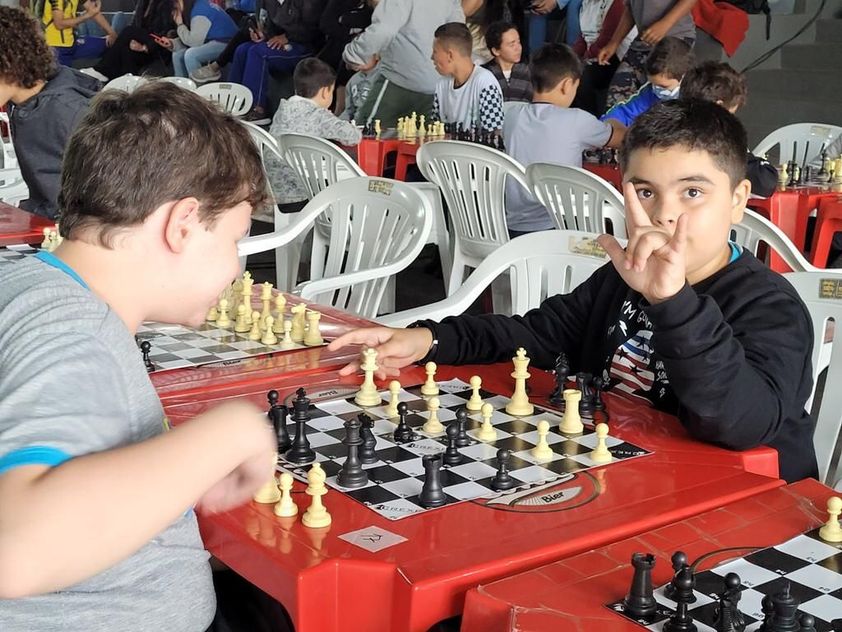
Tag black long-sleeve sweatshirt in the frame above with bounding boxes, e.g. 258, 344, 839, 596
417, 251, 817, 483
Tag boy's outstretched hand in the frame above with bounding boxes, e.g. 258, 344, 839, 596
597, 182, 689, 304
327, 326, 434, 378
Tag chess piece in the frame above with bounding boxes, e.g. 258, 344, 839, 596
559, 389, 584, 434
290, 303, 306, 342
672, 564, 696, 605
140, 340, 154, 372
337, 417, 368, 488
40, 226, 52, 249
374, 119, 381, 139
216, 298, 231, 327
443, 423, 462, 466
422, 396, 444, 433
272, 294, 287, 332
358, 414, 377, 464
253, 470, 281, 504
454, 408, 471, 447
576, 373, 595, 416
303, 310, 323, 346
590, 423, 612, 463
531, 420, 553, 460
286, 388, 316, 464
623, 552, 657, 618
248, 311, 262, 340
393, 401, 413, 442
241, 271, 254, 322
274, 472, 298, 517
354, 347, 382, 407
206, 303, 218, 322
770, 581, 799, 632
260, 282, 273, 323
386, 380, 401, 418
261, 316, 278, 344
267, 389, 291, 453
419, 454, 446, 508
302, 463, 331, 528
716, 573, 744, 632
549, 352, 570, 406
663, 565, 697, 632
505, 348, 534, 416
491, 448, 515, 491
280, 319, 295, 349
758, 594, 774, 631
820, 496, 842, 542
778, 163, 789, 187
664, 551, 689, 600
477, 402, 497, 441
593, 375, 607, 412
466, 375, 483, 411
421, 361, 438, 396
798, 614, 816, 632
234, 304, 250, 333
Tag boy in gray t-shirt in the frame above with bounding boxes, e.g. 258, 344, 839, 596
0, 81, 277, 631
503, 44, 624, 234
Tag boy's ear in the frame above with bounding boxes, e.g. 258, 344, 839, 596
162, 197, 202, 254
559, 76, 580, 96
729, 179, 751, 224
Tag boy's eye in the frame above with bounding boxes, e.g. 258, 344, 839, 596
685, 188, 703, 198
635, 188, 653, 200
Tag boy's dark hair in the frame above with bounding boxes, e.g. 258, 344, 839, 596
434, 22, 473, 58
644, 36, 694, 80
680, 61, 747, 111
293, 57, 337, 99
529, 43, 583, 93
60, 83, 269, 247
485, 21, 518, 54
0, 7, 55, 90
620, 99, 748, 187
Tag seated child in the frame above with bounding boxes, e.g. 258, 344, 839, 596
431, 22, 504, 134
328, 99, 818, 484
169, 0, 239, 78
266, 57, 362, 216
503, 43, 624, 235
481, 20, 532, 104
679, 61, 777, 198
601, 36, 694, 127
0, 82, 278, 627
42, 0, 117, 67
339, 61, 382, 121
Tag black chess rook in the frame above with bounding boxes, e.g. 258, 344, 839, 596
623, 552, 657, 618
337, 417, 368, 489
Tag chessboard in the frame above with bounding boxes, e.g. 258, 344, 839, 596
0, 244, 38, 265
277, 378, 651, 521
608, 528, 842, 631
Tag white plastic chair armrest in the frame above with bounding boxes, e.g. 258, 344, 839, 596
293, 260, 416, 302
237, 201, 327, 257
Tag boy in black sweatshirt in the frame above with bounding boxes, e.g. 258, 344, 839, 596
329, 99, 817, 483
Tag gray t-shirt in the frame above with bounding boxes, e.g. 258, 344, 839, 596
0, 252, 215, 632
626, 0, 696, 48
503, 103, 613, 232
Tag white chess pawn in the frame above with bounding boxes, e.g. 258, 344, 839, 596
466, 375, 483, 411
206, 303, 218, 322
386, 380, 401, 418
40, 227, 52, 249
216, 298, 231, 328
261, 316, 278, 345
421, 361, 438, 396
274, 472, 298, 518
302, 463, 331, 528
303, 310, 323, 346
477, 402, 497, 441
590, 423, 612, 463
291, 303, 306, 343
531, 420, 553, 460
559, 389, 584, 435
354, 347, 382, 407
422, 396, 444, 434
253, 470, 281, 504
248, 311, 262, 340
820, 496, 842, 543
280, 319, 295, 349
234, 304, 250, 333
272, 294, 287, 333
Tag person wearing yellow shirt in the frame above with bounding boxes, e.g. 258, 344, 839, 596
43, 0, 117, 67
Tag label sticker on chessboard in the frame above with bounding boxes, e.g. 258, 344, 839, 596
819, 277, 842, 300
338, 526, 408, 552
568, 236, 608, 259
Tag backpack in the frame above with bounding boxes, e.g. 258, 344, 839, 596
721, 0, 772, 39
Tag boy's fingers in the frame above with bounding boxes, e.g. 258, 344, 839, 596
669, 213, 689, 255
327, 327, 392, 351
337, 360, 361, 376
622, 182, 652, 232
596, 234, 628, 269
630, 232, 667, 272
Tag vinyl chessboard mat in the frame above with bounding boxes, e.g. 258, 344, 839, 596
278, 379, 652, 521
608, 528, 842, 631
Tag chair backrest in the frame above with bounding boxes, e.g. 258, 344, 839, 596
0, 111, 17, 170
731, 209, 817, 272
783, 271, 842, 484
240, 177, 432, 318
158, 76, 197, 91
196, 82, 253, 116
527, 162, 627, 238
379, 230, 613, 326
417, 140, 530, 258
242, 120, 280, 162
277, 132, 366, 199
103, 74, 147, 93
753, 123, 842, 165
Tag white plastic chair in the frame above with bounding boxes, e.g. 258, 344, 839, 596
527, 162, 627, 238
158, 76, 197, 91
0, 169, 28, 206
417, 140, 530, 294
238, 177, 433, 318
0, 111, 17, 170
379, 230, 613, 326
242, 120, 280, 160
784, 272, 842, 485
731, 209, 818, 272
103, 74, 148, 93
196, 82, 253, 116
753, 123, 842, 165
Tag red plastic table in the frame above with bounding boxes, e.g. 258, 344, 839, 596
583, 162, 623, 191
810, 194, 842, 267
164, 362, 781, 632
0, 201, 55, 247
461, 478, 833, 632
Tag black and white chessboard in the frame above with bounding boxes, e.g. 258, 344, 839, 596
0, 245, 38, 264
135, 321, 327, 372
608, 528, 842, 631
278, 379, 651, 521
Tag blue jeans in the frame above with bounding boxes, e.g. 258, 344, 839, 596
52, 37, 109, 67
527, 0, 582, 55
172, 40, 229, 77
228, 40, 311, 110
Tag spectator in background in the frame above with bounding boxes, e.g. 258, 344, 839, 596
167, 0, 238, 78
42, 0, 118, 67
462, 0, 509, 64
482, 20, 531, 103
527, 0, 582, 56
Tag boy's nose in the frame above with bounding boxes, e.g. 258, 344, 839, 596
649, 203, 678, 228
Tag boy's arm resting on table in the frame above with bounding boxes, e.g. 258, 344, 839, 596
645, 281, 813, 450
318, 109, 363, 145
343, 0, 410, 66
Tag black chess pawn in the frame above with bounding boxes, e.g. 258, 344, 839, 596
393, 401, 413, 443
799, 614, 816, 632
663, 566, 697, 632
491, 448, 515, 491
140, 340, 154, 372
758, 594, 774, 631
358, 413, 377, 464
549, 352, 570, 407
623, 552, 657, 618
419, 454, 446, 507
337, 417, 368, 488
267, 389, 291, 453
664, 551, 689, 600
454, 408, 471, 447
443, 422, 462, 466
673, 564, 697, 604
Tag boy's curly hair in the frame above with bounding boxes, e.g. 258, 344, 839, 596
0, 7, 54, 89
